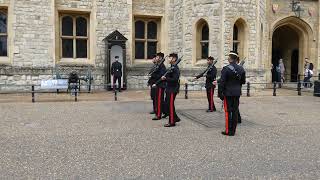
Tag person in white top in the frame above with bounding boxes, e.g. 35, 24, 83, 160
303, 61, 314, 88
279, 59, 285, 83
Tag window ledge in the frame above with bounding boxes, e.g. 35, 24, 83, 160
134, 59, 153, 64
58, 58, 93, 66
195, 59, 208, 66
0, 57, 11, 65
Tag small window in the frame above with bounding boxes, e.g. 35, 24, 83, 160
0, 10, 8, 57
134, 19, 159, 60
233, 25, 239, 53
60, 14, 89, 59
200, 24, 209, 59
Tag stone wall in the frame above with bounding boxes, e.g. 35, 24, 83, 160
13, 0, 54, 67
0, 0, 319, 91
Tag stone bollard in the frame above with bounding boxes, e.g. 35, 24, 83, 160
185, 83, 188, 99
31, 85, 35, 103
247, 82, 250, 97
298, 81, 302, 96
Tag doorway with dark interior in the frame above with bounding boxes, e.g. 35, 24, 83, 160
291, 49, 299, 82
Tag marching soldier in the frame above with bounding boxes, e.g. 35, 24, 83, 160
219, 51, 246, 136
147, 55, 158, 114
152, 52, 167, 120
194, 56, 217, 112
111, 56, 122, 92
160, 53, 181, 127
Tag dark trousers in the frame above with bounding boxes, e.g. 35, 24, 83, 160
238, 99, 242, 123
206, 87, 216, 111
113, 76, 122, 91
165, 91, 179, 125
223, 96, 240, 135
155, 87, 165, 118
150, 87, 157, 113
303, 77, 312, 88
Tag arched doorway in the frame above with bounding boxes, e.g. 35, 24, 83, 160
272, 26, 299, 82
271, 16, 314, 82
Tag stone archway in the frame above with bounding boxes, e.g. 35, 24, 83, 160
270, 16, 314, 82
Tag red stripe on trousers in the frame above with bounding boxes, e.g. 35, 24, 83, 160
170, 93, 174, 124
224, 97, 229, 134
210, 88, 213, 111
157, 88, 162, 118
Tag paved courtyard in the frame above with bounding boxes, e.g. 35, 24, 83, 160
0, 91, 320, 179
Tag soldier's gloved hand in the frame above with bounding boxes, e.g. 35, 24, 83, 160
161, 76, 166, 80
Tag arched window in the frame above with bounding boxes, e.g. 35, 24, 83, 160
134, 19, 159, 60
60, 14, 89, 59
0, 10, 8, 57
232, 18, 248, 59
201, 24, 209, 59
233, 25, 239, 53
195, 19, 209, 61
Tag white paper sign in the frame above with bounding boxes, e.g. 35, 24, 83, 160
40, 79, 68, 89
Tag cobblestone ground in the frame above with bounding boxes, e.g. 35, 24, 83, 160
0, 90, 320, 179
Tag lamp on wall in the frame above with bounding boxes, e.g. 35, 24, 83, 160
291, 0, 303, 18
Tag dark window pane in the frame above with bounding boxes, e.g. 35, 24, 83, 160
62, 16, 73, 36
233, 25, 238, 40
0, 36, 7, 56
135, 41, 145, 59
202, 24, 209, 41
147, 21, 157, 39
76, 17, 87, 36
147, 42, 157, 59
135, 21, 145, 39
233, 43, 238, 53
0, 13, 7, 33
76, 39, 87, 58
201, 43, 208, 59
62, 39, 73, 58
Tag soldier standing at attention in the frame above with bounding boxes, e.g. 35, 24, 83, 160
194, 56, 217, 112
152, 52, 167, 120
111, 56, 122, 92
219, 51, 246, 136
161, 53, 181, 127
147, 55, 158, 114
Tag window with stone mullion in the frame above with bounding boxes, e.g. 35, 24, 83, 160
61, 15, 88, 59
0, 10, 8, 57
135, 19, 158, 60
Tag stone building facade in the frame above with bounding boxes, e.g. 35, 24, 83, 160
0, 0, 319, 90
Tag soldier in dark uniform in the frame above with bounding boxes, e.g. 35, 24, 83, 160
160, 53, 181, 127
111, 56, 122, 92
151, 52, 167, 120
147, 55, 158, 114
219, 51, 246, 136
194, 56, 217, 112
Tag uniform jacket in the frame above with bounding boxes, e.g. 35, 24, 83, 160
111, 61, 122, 77
196, 65, 217, 88
148, 63, 166, 88
165, 65, 180, 93
218, 62, 246, 97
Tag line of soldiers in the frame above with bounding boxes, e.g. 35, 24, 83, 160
148, 53, 181, 127
147, 51, 246, 136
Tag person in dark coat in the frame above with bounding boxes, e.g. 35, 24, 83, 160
160, 53, 181, 127
147, 55, 158, 114
194, 56, 217, 112
151, 52, 167, 120
111, 56, 122, 92
218, 51, 246, 136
